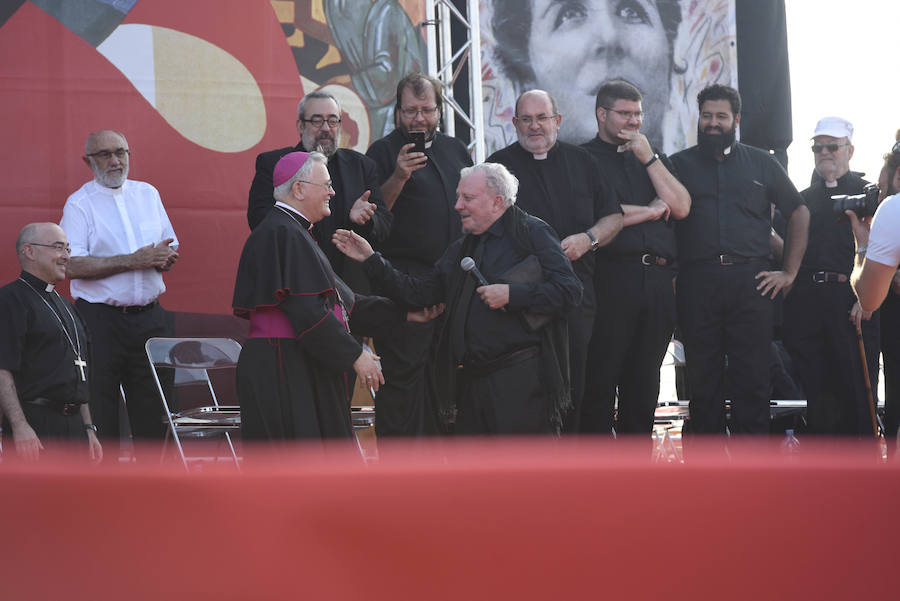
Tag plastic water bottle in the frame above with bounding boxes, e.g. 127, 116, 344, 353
781, 428, 800, 459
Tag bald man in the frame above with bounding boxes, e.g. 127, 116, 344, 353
0, 223, 101, 461
60, 130, 178, 454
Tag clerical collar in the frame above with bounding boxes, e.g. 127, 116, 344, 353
825, 179, 839, 188
274, 201, 313, 231
424, 138, 434, 150
92, 179, 127, 195
20, 270, 55, 292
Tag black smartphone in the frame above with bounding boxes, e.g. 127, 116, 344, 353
409, 130, 426, 154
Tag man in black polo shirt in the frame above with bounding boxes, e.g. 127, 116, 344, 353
670, 84, 809, 434
580, 80, 691, 436
782, 117, 879, 436
487, 89, 623, 432
365, 72, 472, 435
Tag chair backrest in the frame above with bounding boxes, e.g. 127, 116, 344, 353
146, 337, 242, 406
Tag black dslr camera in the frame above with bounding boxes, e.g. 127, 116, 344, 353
831, 183, 879, 218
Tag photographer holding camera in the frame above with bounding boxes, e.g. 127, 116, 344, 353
783, 117, 880, 436
850, 140, 900, 439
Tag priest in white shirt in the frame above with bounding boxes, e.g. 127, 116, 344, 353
60, 130, 179, 456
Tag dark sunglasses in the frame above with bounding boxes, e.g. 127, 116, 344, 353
811, 143, 850, 154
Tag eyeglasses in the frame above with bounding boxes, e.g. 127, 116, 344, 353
86, 148, 129, 160
298, 179, 334, 191
301, 116, 341, 128
515, 114, 557, 127
28, 242, 71, 254
602, 107, 644, 120
811, 143, 850, 154
399, 106, 439, 118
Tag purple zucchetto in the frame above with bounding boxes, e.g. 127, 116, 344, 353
273, 151, 311, 187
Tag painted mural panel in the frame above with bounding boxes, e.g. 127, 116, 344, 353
0, 0, 426, 315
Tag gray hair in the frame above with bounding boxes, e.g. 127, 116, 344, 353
15, 223, 39, 254
461, 162, 519, 207
85, 129, 128, 154
297, 91, 342, 120
273, 152, 329, 202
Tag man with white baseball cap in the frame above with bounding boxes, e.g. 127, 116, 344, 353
782, 116, 880, 436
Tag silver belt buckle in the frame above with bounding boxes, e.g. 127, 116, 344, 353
718, 254, 733, 266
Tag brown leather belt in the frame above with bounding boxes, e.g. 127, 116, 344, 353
811, 271, 849, 283
26, 397, 84, 416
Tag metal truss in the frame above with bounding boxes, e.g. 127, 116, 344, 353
422, 0, 485, 162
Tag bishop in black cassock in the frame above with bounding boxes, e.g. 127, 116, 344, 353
233, 152, 407, 441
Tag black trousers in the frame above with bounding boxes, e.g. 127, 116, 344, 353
560, 301, 594, 433
676, 262, 773, 434
581, 259, 676, 434
881, 290, 900, 438
783, 278, 880, 436
455, 354, 553, 435
76, 300, 173, 443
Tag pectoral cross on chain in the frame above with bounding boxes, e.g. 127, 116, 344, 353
74, 357, 87, 382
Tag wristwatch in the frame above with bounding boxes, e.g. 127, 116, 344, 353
584, 230, 600, 251
84, 423, 98, 433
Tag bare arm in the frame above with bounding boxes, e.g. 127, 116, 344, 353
770, 228, 784, 263
621, 200, 669, 227
0, 369, 42, 461
755, 204, 809, 298
560, 212, 624, 262
617, 130, 690, 219
67, 238, 178, 279
79, 402, 102, 463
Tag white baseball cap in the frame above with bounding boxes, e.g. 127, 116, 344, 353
812, 116, 853, 141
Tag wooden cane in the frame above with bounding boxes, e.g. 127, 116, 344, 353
856, 324, 880, 439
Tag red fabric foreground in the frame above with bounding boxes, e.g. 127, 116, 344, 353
1, 437, 898, 600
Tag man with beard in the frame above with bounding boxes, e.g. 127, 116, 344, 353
487, 89, 624, 432
60, 130, 179, 453
669, 85, 809, 435
247, 91, 391, 292
0, 223, 102, 462
580, 80, 690, 436
364, 72, 472, 435
333, 163, 582, 434
782, 117, 879, 436
849, 142, 900, 439
490, 0, 682, 149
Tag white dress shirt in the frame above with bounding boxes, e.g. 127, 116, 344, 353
60, 179, 178, 306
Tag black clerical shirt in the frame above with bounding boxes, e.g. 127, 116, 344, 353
362, 207, 582, 363
670, 141, 803, 264
800, 171, 869, 274
0, 271, 90, 404
366, 130, 472, 267
581, 136, 678, 259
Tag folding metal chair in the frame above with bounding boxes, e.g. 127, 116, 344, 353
145, 337, 242, 471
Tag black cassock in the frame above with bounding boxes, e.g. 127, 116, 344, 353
232, 206, 402, 440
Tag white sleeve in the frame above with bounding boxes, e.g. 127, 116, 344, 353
59, 198, 91, 257
153, 186, 179, 251
867, 195, 900, 268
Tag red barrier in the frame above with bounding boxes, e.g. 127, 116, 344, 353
2, 437, 898, 600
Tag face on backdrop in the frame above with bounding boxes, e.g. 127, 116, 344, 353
526, 0, 669, 145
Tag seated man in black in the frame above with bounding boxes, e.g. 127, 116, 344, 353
0, 223, 102, 461
333, 162, 582, 434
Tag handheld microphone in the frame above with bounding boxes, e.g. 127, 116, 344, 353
460, 256, 489, 286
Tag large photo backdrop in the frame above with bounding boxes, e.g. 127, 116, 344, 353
480, 0, 738, 155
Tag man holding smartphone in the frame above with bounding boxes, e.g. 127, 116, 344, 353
365, 72, 472, 436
